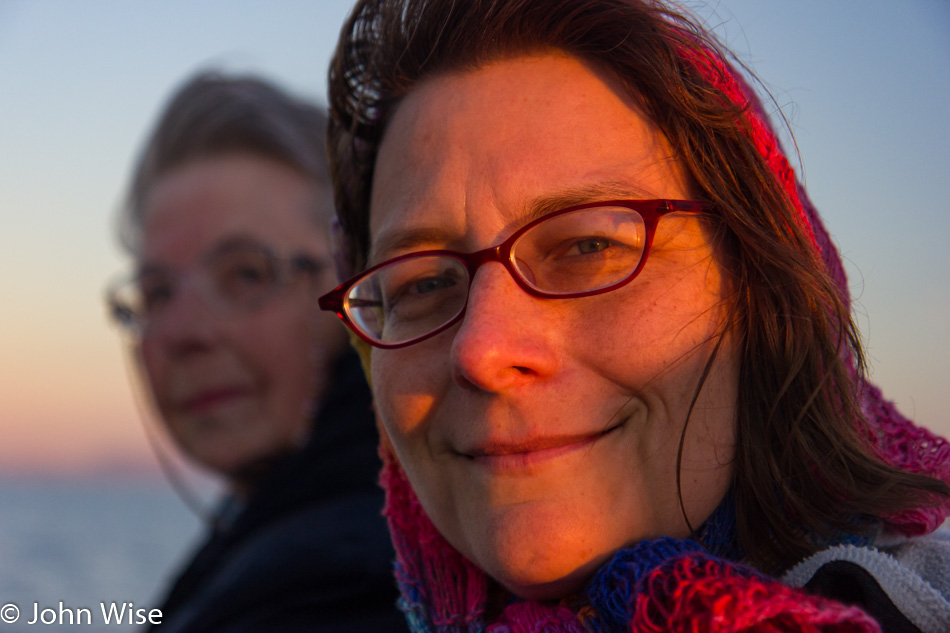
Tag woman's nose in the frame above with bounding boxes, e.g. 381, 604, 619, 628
449, 263, 559, 392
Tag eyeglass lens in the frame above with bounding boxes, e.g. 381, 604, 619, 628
344, 205, 648, 345
112, 247, 284, 332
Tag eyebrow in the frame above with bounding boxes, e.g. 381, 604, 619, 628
368, 180, 658, 266
368, 226, 460, 266
520, 181, 657, 224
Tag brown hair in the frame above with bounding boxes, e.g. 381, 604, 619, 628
119, 71, 330, 252
327, 0, 949, 574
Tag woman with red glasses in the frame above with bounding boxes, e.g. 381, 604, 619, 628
320, 1, 950, 631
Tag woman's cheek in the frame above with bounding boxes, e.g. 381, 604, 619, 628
372, 348, 444, 437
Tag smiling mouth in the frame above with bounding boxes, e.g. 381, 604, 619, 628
463, 424, 621, 471
179, 387, 250, 414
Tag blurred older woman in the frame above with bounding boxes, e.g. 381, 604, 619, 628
108, 72, 404, 632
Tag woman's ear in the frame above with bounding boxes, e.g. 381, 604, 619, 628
329, 217, 354, 283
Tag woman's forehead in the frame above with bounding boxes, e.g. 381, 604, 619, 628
367, 54, 689, 262
139, 155, 329, 264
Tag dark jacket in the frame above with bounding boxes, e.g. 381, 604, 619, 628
150, 352, 406, 632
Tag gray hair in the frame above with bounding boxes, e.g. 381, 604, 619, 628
119, 71, 330, 252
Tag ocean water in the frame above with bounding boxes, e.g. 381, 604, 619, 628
0, 477, 205, 632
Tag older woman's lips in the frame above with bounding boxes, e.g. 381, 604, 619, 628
464, 426, 618, 471
179, 387, 250, 414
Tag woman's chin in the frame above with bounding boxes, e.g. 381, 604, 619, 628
453, 494, 627, 602
483, 542, 614, 602
498, 568, 590, 602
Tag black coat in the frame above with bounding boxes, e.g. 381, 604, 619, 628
150, 352, 406, 632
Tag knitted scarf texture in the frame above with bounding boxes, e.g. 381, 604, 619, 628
381, 455, 890, 633
360, 29, 950, 633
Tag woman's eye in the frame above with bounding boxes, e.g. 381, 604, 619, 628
371, 256, 467, 324
571, 237, 612, 255
384, 269, 462, 315
214, 254, 278, 305
140, 279, 174, 313
388, 274, 456, 305
220, 257, 274, 291
233, 263, 268, 284
410, 275, 457, 295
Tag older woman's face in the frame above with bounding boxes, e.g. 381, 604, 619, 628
138, 154, 345, 481
368, 54, 739, 600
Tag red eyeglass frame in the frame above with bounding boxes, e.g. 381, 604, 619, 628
318, 199, 708, 349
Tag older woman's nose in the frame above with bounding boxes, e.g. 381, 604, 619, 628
147, 283, 222, 353
449, 263, 559, 392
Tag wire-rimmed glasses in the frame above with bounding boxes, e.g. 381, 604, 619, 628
106, 240, 324, 338
319, 199, 707, 349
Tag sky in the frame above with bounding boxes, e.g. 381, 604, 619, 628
0, 0, 948, 478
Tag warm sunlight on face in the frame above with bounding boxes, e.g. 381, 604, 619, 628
368, 54, 738, 600
137, 154, 346, 483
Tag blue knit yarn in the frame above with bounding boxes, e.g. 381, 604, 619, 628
582, 538, 704, 633
695, 486, 744, 561
394, 560, 437, 633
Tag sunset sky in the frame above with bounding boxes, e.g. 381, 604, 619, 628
1, 0, 948, 478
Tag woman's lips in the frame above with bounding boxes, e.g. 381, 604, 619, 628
463, 425, 620, 471
179, 386, 251, 414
